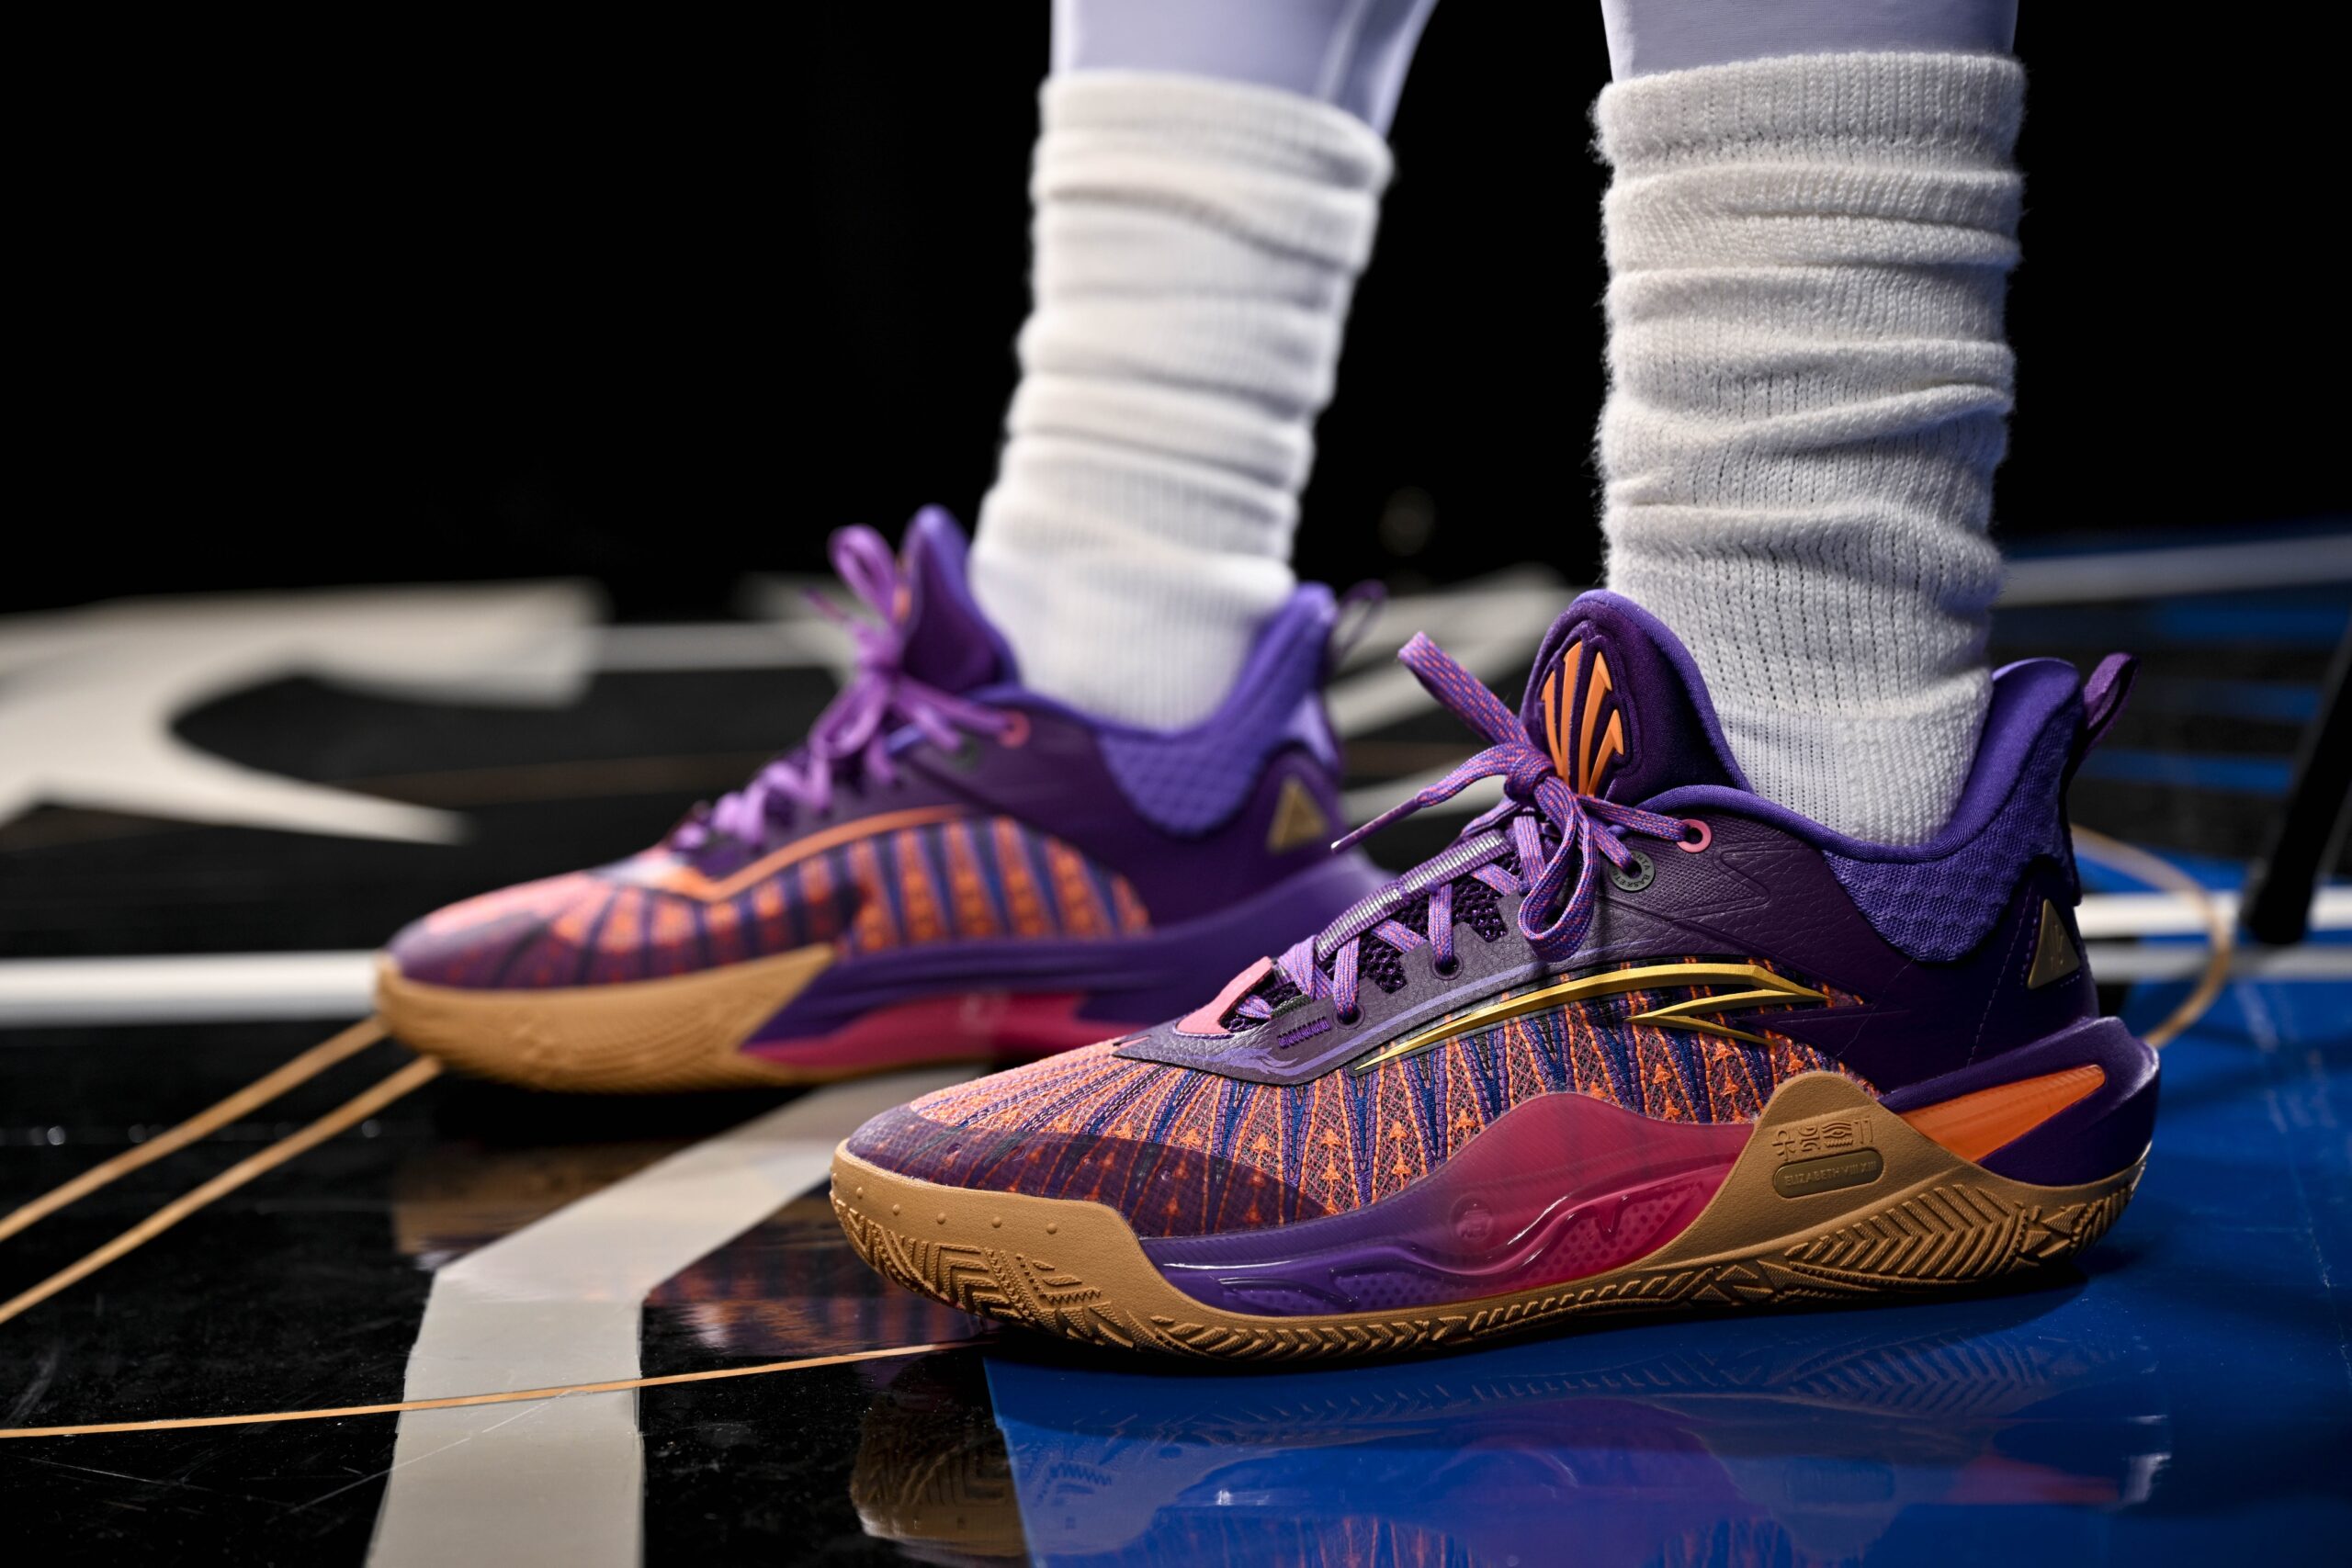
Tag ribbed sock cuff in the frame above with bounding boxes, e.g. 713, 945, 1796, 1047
1597, 50, 2023, 170
976, 73, 1390, 730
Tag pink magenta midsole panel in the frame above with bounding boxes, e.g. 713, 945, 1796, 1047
741, 991, 1137, 1076
1144, 1089, 1756, 1316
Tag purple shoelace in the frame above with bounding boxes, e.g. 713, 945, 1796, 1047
674, 526, 1016, 851
1242, 632, 1694, 1022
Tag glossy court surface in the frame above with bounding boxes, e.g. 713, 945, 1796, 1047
3, 546, 2348, 1563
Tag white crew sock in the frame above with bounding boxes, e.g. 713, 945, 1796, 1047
1596, 51, 2024, 845
971, 73, 1392, 730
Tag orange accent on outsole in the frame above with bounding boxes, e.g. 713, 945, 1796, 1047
1898, 1064, 2107, 1164
652, 806, 969, 901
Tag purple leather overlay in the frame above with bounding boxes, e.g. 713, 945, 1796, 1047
1126, 795, 2104, 1100
1648, 660, 2087, 965
1123, 595, 2120, 1099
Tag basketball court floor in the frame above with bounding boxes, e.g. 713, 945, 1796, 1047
4, 530, 2348, 1564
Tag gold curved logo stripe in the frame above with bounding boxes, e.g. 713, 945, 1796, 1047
652, 804, 970, 902
1349, 962, 1825, 1074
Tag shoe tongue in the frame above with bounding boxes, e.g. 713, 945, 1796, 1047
896, 507, 1016, 694
1516, 591, 1749, 805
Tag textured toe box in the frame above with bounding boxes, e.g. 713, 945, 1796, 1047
843, 1043, 1329, 1239
384, 852, 803, 990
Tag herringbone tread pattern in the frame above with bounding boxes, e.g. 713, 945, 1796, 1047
833, 1169, 2139, 1363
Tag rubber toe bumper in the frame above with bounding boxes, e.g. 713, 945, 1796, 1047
375, 944, 835, 1092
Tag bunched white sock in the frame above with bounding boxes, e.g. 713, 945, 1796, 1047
972, 73, 1392, 730
1596, 51, 2025, 845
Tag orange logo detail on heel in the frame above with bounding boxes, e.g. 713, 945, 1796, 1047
1541, 640, 1627, 795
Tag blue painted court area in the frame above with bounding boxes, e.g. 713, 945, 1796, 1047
981, 974, 2352, 1565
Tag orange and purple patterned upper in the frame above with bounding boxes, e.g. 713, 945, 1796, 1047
390, 813, 1151, 989
844, 960, 1870, 1237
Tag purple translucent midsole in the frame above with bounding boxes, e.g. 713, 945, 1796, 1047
1139, 1015, 2156, 1319
1143, 1091, 1751, 1317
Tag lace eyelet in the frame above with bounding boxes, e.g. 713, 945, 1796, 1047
1678, 818, 1712, 853
995, 712, 1032, 749
1609, 850, 1656, 894
1431, 957, 1460, 977
1336, 1007, 1362, 1026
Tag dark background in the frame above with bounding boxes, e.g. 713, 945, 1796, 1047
19, 10, 2341, 617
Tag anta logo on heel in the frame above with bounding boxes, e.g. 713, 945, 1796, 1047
1770, 1114, 1885, 1198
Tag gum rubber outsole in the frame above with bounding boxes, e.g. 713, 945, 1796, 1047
375, 947, 840, 1092
831, 1072, 2143, 1361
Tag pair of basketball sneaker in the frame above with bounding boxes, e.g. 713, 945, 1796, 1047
379, 510, 2157, 1359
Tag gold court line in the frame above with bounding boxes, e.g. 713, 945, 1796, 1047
0, 1017, 389, 1246
2070, 827, 2235, 1049
0, 1055, 442, 1327
0, 1338, 981, 1439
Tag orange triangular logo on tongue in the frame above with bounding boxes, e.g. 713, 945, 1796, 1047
1539, 638, 1627, 795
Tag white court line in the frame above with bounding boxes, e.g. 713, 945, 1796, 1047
2086, 941, 2352, 981
366, 1068, 964, 1568
1325, 573, 1566, 738
593, 620, 847, 673
665, 535, 2352, 672
657, 566, 1571, 694
0, 951, 379, 1025
1998, 531, 2352, 605
2075, 886, 2352, 938
6, 885, 2349, 1030
1342, 770, 1503, 827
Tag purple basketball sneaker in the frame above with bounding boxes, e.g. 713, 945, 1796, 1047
377, 509, 1386, 1091
833, 591, 2158, 1359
